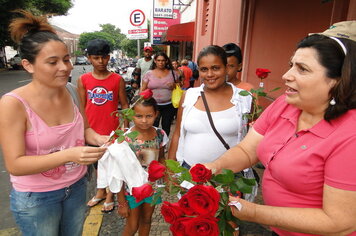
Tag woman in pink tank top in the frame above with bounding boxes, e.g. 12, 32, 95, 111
0, 11, 107, 236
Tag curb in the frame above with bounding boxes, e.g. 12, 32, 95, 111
82, 204, 104, 236
0, 227, 20, 236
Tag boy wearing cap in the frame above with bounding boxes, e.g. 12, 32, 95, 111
136, 46, 153, 87
77, 39, 129, 213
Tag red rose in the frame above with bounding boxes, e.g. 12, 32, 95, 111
190, 164, 212, 183
183, 185, 220, 216
161, 201, 185, 224
186, 215, 219, 236
178, 194, 197, 216
131, 183, 153, 202
256, 68, 271, 79
170, 217, 190, 236
148, 160, 166, 182
139, 89, 153, 99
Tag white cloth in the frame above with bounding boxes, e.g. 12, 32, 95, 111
176, 83, 252, 163
97, 141, 148, 194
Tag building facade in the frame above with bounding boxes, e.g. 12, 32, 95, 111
193, 0, 356, 103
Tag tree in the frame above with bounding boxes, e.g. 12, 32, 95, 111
120, 38, 137, 58
78, 32, 116, 53
99, 24, 126, 50
0, 0, 72, 48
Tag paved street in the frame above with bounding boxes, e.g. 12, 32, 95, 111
0, 67, 272, 236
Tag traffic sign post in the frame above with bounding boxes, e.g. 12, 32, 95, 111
128, 9, 148, 40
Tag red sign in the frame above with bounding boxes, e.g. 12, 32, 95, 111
128, 29, 148, 34
152, 9, 180, 44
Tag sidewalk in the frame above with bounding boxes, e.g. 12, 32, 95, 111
85, 167, 273, 236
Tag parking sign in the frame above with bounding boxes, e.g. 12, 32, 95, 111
128, 9, 148, 39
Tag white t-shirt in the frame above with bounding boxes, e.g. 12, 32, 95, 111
176, 83, 252, 164
183, 106, 240, 165
137, 58, 153, 85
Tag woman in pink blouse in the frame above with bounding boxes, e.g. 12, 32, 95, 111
141, 52, 178, 136
204, 21, 356, 236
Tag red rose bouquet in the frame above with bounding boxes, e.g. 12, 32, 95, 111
139, 160, 257, 235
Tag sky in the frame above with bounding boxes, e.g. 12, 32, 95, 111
49, 0, 152, 35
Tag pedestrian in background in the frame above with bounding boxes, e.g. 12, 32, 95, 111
185, 55, 198, 88
180, 59, 193, 89
223, 42, 254, 91
171, 58, 184, 86
141, 51, 177, 136
135, 46, 154, 87
0, 10, 106, 235
77, 39, 129, 213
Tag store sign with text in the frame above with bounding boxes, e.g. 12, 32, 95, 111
153, 0, 174, 18
152, 9, 180, 44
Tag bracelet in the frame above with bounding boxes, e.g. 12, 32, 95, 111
118, 201, 128, 208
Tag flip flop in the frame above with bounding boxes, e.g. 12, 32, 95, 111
87, 197, 106, 207
101, 202, 115, 213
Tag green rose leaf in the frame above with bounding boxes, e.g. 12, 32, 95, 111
117, 135, 125, 143
238, 90, 250, 96
180, 168, 192, 182
115, 129, 124, 136
213, 169, 234, 184
165, 160, 185, 173
151, 187, 164, 205
236, 178, 253, 193
270, 87, 281, 92
241, 177, 257, 186
126, 130, 139, 139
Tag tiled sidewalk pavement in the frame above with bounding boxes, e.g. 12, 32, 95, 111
89, 167, 274, 236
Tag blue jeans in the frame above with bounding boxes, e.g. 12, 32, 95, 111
10, 177, 87, 236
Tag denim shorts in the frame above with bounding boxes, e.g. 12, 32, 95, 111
10, 177, 87, 236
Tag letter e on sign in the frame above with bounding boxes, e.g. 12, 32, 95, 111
130, 9, 145, 27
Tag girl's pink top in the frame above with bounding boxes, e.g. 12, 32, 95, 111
5, 92, 87, 192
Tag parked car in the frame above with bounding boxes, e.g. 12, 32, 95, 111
75, 56, 89, 65
9, 54, 22, 70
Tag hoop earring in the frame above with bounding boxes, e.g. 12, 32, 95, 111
330, 97, 336, 106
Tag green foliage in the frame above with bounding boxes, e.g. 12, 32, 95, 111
212, 169, 234, 184
78, 32, 116, 52
0, 0, 72, 47
239, 87, 280, 122
165, 159, 185, 173
74, 50, 82, 56
120, 38, 138, 58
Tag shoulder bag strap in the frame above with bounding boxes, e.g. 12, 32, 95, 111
66, 82, 80, 108
200, 91, 230, 150
171, 69, 177, 83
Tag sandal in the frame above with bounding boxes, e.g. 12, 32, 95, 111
101, 202, 115, 213
87, 197, 106, 207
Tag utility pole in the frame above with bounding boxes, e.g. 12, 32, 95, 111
137, 39, 140, 58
